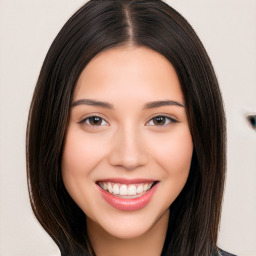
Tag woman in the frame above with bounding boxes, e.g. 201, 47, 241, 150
26, 0, 236, 255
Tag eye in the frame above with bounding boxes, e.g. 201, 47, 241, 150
80, 116, 108, 126
147, 116, 177, 126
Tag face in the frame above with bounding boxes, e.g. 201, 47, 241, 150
62, 46, 193, 239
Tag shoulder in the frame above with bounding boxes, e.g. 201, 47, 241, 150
218, 248, 237, 256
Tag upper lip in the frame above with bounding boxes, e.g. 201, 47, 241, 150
96, 178, 158, 185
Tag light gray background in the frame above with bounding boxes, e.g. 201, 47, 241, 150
0, 0, 255, 255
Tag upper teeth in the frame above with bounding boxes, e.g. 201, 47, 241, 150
99, 182, 154, 196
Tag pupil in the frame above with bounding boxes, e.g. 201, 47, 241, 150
154, 116, 165, 125
90, 117, 101, 125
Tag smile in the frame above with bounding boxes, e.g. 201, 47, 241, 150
98, 181, 154, 198
96, 179, 159, 211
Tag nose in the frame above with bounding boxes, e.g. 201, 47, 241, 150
108, 126, 148, 170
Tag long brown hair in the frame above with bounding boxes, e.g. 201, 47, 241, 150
26, 1, 226, 255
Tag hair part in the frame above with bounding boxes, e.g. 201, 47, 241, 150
26, 1, 226, 255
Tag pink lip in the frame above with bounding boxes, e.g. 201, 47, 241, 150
97, 181, 159, 211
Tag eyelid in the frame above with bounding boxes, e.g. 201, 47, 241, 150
78, 113, 109, 126
77, 113, 178, 126
146, 114, 178, 126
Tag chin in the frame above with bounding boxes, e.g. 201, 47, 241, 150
87, 205, 169, 240
103, 219, 153, 239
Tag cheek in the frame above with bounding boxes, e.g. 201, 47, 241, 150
61, 126, 106, 201
148, 127, 193, 178
62, 126, 105, 176
151, 128, 193, 208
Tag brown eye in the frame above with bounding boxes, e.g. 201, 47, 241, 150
152, 116, 167, 125
80, 116, 108, 126
147, 116, 177, 126
88, 116, 102, 125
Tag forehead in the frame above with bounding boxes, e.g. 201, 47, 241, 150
74, 46, 184, 103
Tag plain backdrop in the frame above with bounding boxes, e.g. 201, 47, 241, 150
0, 0, 255, 255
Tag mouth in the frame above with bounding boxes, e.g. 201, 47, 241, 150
97, 181, 156, 198
96, 179, 159, 211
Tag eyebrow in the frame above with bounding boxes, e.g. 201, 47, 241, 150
72, 99, 114, 109
72, 99, 184, 109
143, 100, 184, 109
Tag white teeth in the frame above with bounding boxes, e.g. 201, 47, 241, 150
103, 182, 108, 190
99, 182, 155, 197
107, 182, 112, 193
127, 185, 136, 195
143, 183, 149, 191
136, 185, 143, 194
112, 184, 119, 195
119, 185, 128, 195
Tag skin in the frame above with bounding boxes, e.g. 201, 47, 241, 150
62, 46, 193, 256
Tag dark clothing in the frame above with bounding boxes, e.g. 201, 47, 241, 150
160, 248, 237, 255
219, 248, 237, 256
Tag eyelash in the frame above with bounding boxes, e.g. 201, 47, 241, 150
79, 116, 109, 126
147, 116, 177, 126
79, 115, 177, 127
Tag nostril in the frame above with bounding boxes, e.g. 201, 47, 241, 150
246, 114, 256, 130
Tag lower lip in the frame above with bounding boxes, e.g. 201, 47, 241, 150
98, 183, 159, 211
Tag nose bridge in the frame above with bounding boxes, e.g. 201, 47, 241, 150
109, 122, 147, 169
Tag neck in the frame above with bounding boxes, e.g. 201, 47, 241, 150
87, 210, 169, 256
